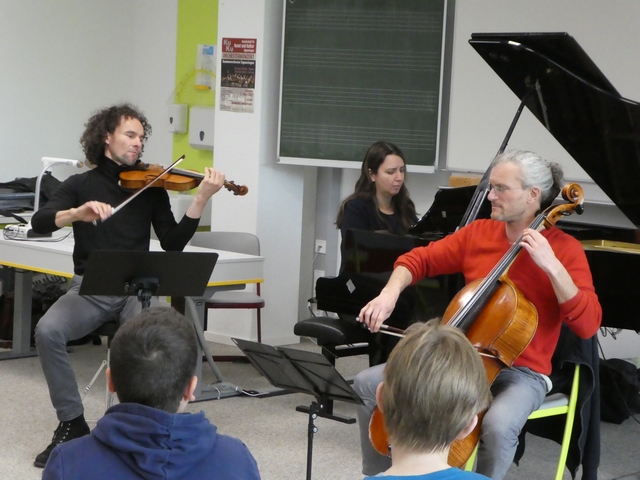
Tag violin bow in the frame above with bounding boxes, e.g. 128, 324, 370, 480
92, 154, 186, 225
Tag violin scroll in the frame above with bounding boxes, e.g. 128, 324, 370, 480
224, 181, 249, 196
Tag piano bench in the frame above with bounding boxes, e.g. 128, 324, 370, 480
294, 316, 375, 366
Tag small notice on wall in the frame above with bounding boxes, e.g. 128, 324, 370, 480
219, 38, 256, 113
196, 44, 216, 90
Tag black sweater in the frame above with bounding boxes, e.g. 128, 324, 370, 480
31, 157, 199, 275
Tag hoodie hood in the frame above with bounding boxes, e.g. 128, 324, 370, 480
92, 403, 217, 479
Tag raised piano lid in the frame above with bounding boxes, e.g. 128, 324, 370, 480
469, 32, 640, 228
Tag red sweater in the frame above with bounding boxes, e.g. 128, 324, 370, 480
395, 219, 602, 375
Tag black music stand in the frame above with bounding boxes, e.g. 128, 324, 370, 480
79, 250, 244, 401
79, 251, 218, 308
233, 338, 363, 480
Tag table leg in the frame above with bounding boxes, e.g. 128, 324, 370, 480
0, 269, 37, 360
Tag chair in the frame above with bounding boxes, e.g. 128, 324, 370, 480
189, 231, 264, 348
294, 275, 382, 369
293, 314, 376, 368
293, 314, 375, 422
83, 321, 119, 411
464, 363, 580, 480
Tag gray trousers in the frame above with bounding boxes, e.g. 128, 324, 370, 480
34, 275, 142, 421
475, 366, 547, 479
352, 363, 547, 480
353, 363, 391, 476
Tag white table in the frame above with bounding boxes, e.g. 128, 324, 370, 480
0, 228, 264, 360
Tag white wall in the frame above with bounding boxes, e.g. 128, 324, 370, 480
208, 0, 307, 345
130, 1, 179, 167
0, 0, 177, 181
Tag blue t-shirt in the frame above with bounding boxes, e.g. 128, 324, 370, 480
366, 467, 490, 479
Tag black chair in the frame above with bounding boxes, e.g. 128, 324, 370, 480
293, 314, 377, 368
293, 314, 375, 422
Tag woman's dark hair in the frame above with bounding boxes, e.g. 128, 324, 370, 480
80, 103, 151, 165
336, 141, 416, 231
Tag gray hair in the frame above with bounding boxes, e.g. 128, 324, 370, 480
492, 149, 564, 209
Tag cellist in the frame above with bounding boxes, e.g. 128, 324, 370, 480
356, 149, 602, 480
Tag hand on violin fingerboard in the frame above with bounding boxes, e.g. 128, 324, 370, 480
196, 168, 226, 200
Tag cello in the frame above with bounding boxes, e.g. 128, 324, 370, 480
369, 182, 585, 468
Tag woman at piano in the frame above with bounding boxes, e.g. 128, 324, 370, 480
334, 141, 418, 364
335, 140, 418, 265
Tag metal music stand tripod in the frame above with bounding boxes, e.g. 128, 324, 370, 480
233, 338, 363, 480
79, 250, 243, 401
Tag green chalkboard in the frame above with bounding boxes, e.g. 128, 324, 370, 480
278, 0, 447, 169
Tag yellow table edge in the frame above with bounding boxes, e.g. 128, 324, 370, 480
0, 261, 264, 287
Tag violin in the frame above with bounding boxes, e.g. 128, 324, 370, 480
368, 183, 585, 468
119, 162, 248, 196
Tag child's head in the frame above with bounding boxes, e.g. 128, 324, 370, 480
378, 320, 491, 454
109, 306, 198, 413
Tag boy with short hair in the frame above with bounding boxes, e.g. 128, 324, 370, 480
43, 306, 260, 479
367, 320, 492, 479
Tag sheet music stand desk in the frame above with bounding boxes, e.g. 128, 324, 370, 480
233, 338, 363, 480
79, 250, 242, 401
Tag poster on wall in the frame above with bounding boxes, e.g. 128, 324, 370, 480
219, 38, 256, 113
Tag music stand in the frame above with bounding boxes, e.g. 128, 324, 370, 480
233, 338, 363, 480
79, 250, 244, 401
79, 251, 218, 308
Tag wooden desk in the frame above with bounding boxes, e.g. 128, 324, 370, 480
0, 228, 264, 360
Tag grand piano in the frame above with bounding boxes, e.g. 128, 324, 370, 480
317, 32, 640, 333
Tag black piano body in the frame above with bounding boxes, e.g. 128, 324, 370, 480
316, 32, 640, 333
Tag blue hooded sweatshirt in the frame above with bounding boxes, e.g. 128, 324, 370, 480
42, 403, 261, 479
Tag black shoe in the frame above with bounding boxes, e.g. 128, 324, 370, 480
34, 416, 90, 468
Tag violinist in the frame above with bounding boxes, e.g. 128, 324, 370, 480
355, 150, 602, 479
30, 103, 225, 468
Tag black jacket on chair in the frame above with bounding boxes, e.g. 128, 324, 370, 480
515, 325, 600, 480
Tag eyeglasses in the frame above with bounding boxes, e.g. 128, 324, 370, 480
488, 183, 526, 195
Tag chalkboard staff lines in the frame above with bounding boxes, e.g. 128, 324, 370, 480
280, 124, 436, 147
287, 12, 443, 33
282, 89, 437, 111
279, 0, 446, 167
284, 50, 441, 71
282, 99, 436, 112
279, 136, 437, 151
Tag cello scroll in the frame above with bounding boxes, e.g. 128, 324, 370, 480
542, 182, 584, 229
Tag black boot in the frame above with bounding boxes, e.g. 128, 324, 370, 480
34, 414, 90, 468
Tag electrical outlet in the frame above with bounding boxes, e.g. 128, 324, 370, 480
315, 239, 327, 254
313, 269, 325, 286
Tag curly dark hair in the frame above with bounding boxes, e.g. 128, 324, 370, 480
80, 103, 152, 165
336, 141, 417, 231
